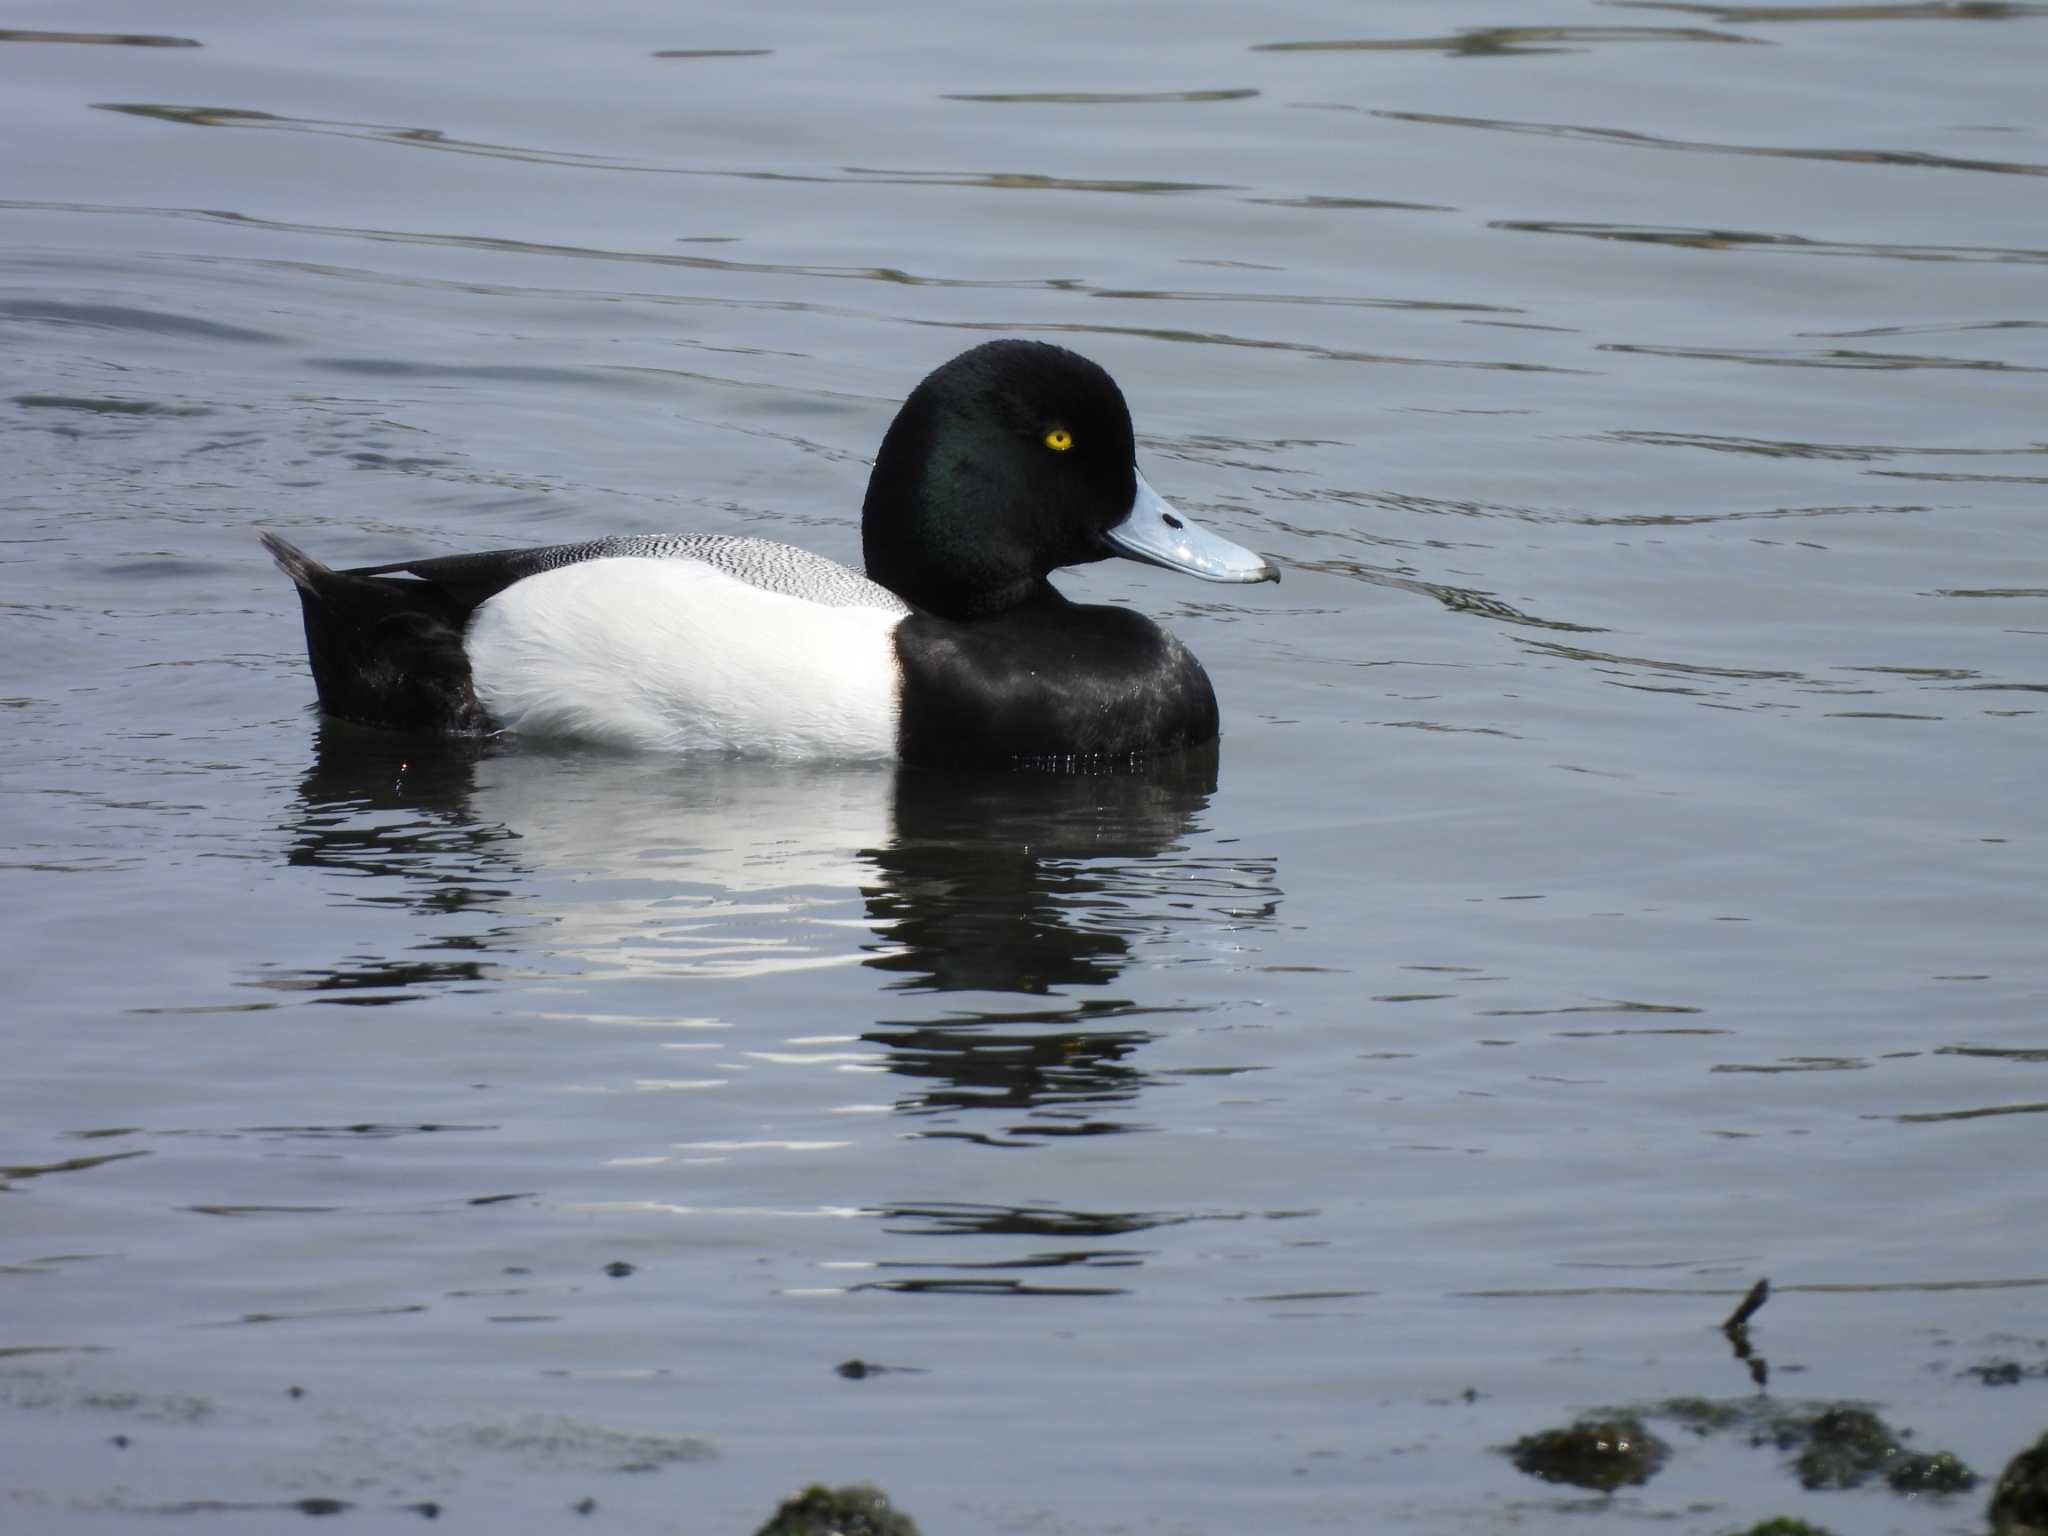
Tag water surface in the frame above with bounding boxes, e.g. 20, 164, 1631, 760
4, 2, 2045, 1531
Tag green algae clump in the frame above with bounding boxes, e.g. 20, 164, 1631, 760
1509, 1414, 1670, 1492
753, 1483, 921, 1536
1990, 1430, 2048, 1536
1888, 1448, 1978, 1494
1794, 1405, 1903, 1490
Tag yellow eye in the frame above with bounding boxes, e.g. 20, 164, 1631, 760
1043, 427, 1073, 452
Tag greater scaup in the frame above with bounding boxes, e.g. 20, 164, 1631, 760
262, 339, 1278, 767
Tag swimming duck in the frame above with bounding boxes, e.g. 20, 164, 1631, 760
263, 339, 1278, 767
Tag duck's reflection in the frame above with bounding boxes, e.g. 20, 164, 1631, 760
851, 751, 1266, 1139
866, 1004, 1164, 1146
844, 1199, 1236, 1297
864, 748, 1222, 993
276, 725, 517, 999
281, 727, 1280, 1128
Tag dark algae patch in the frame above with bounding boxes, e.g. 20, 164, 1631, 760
754, 1483, 920, 1536
1793, 1404, 1906, 1489
1513, 1395, 1987, 1507
1508, 1414, 1669, 1491
1648, 1395, 1981, 1492
1991, 1430, 2048, 1535
1970, 1356, 2048, 1386
1790, 1403, 1978, 1493
1655, 1393, 1755, 1434
1886, 1448, 1978, 1494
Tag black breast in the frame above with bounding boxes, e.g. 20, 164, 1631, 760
892, 595, 1220, 768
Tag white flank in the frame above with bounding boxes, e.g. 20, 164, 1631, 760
467, 557, 902, 758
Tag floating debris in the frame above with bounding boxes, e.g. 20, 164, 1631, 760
1724, 1276, 1771, 1332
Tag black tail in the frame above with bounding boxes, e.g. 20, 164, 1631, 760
260, 532, 488, 734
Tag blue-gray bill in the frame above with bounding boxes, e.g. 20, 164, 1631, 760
1106, 470, 1280, 584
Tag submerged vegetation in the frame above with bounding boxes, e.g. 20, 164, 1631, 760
1505, 1387, 2048, 1533
754, 1483, 922, 1536
1990, 1430, 2048, 1536
1509, 1414, 1670, 1491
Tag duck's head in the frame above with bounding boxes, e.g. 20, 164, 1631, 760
862, 340, 1279, 620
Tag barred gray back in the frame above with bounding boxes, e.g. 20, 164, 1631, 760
533, 535, 906, 613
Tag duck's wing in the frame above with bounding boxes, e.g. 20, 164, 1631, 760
353, 534, 909, 616
264, 530, 908, 736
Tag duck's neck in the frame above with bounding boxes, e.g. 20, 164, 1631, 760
862, 477, 1052, 619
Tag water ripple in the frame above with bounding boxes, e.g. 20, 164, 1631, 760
1892, 1100, 2048, 1123
944, 89, 1258, 104
1806, 318, 2048, 338
1081, 288, 1505, 314
1599, 342, 2045, 371
0, 298, 282, 344
877, 1200, 1265, 1238
1605, 0, 2048, 23
1254, 25, 1763, 55
922, 318, 1586, 373
1519, 637, 1806, 683
1872, 469, 2048, 484
1595, 430, 2048, 460
0, 29, 198, 47
1293, 557, 1606, 632
0, 198, 1085, 290
1380, 108, 2048, 178
0, 1149, 149, 1190
85, 101, 1456, 214
91, 104, 1241, 196
1247, 193, 1453, 211
1496, 219, 2048, 264
1573, 501, 1926, 526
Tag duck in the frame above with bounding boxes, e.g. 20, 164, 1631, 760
262, 339, 1278, 768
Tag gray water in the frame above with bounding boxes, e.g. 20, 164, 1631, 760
4, 3, 2045, 1532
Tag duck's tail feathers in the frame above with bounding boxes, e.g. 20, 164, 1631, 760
259, 530, 488, 735
259, 530, 326, 593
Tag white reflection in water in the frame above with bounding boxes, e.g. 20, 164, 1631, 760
284, 725, 1276, 1004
